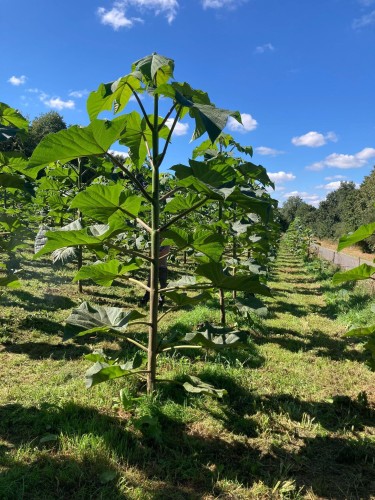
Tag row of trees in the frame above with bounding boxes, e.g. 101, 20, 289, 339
280, 170, 375, 251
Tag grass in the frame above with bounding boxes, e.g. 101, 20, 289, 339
0, 242, 374, 499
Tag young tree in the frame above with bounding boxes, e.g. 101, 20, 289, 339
30, 54, 273, 394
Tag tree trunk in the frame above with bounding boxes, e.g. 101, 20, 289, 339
147, 95, 160, 395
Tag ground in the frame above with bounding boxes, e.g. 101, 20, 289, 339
0, 242, 374, 499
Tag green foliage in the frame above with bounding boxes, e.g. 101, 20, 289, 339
29, 53, 278, 397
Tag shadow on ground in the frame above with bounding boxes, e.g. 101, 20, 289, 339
0, 376, 374, 500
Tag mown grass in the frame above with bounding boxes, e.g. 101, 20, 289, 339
0, 243, 374, 499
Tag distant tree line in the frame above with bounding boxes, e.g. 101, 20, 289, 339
279, 168, 375, 251
0, 110, 67, 157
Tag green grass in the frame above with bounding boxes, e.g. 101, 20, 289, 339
0, 244, 374, 499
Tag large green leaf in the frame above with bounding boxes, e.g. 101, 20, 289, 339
238, 162, 274, 188
195, 262, 271, 295
70, 184, 143, 223
73, 259, 139, 287
332, 264, 375, 284
235, 296, 268, 318
223, 187, 272, 222
191, 230, 224, 262
85, 352, 143, 388
155, 82, 240, 143
173, 159, 235, 187
0, 274, 21, 288
344, 325, 375, 338
163, 193, 203, 214
184, 323, 247, 350
174, 175, 223, 200
0, 102, 29, 133
34, 227, 105, 258
163, 228, 224, 262
338, 223, 375, 251
64, 302, 144, 340
34, 219, 83, 254
27, 118, 128, 177
183, 375, 227, 398
87, 74, 142, 120
132, 53, 174, 86
190, 103, 241, 143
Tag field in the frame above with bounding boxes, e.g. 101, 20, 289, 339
1, 241, 374, 499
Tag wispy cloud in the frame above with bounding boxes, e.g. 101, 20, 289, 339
254, 43, 275, 54
292, 131, 337, 148
42, 97, 75, 110
8, 75, 27, 86
316, 181, 343, 191
353, 9, 375, 28
324, 175, 347, 181
268, 171, 296, 183
306, 147, 375, 171
98, 0, 178, 29
227, 113, 258, 133
255, 146, 284, 156
165, 118, 189, 136
202, 0, 245, 8
69, 89, 89, 98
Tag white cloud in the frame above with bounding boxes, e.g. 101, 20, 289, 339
42, 97, 75, 110
291, 130, 337, 148
97, 5, 134, 29
98, 0, 178, 29
306, 147, 375, 171
227, 113, 258, 133
268, 171, 296, 183
69, 89, 89, 98
316, 181, 343, 191
324, 175, 347, 180
254, 43, 275, 54
165, 118, 189, 136
255, 146, 284, 156
353, 9, 375, 28
8, 75, 27, 86
202, 0, 245, 8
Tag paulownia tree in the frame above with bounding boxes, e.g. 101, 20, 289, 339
0, 103, 31, 288
28, 54, 273, 394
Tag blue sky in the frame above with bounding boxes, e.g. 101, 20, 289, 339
2, 0, 375, 207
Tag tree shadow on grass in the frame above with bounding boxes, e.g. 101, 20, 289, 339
1, 290, 76, 312
0, 397, 373, 499
250, 325, 367, 363
1, 341, 92, 360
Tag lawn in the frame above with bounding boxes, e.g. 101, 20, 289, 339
0, 242, 374, 499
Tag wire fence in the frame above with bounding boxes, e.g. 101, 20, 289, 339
311, 244, 373, 270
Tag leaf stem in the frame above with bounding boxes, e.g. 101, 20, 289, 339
106, 152, 152, 202
128, 277, 151, 292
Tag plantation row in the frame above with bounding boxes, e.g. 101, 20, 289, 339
1, 227, 374, 498
1, 53, 281, 399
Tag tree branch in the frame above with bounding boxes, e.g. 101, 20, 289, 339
106, 243, 153, 263
125, 83, 153, 130
106, 152, 152, 202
